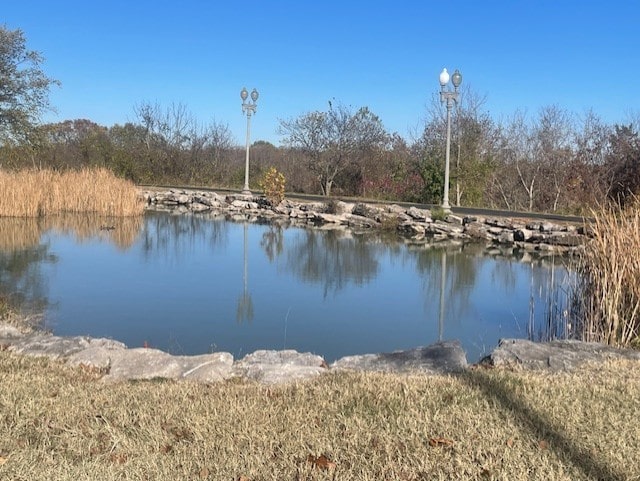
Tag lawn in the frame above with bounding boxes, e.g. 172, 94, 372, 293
0, 350, 638, 480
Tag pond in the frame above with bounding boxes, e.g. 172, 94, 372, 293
0, 211, 573, 363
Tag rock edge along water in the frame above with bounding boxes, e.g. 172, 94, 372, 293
141, 189, 590, 254
2, 323, 638, 384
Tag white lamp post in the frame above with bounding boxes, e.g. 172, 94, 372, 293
439, 68, 462, 212
240, 87, 259, 195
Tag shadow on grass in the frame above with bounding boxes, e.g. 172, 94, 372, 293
458, 368, 625, 481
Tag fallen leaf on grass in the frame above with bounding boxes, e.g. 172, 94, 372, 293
198, 467, 209, 479
506, 438, 515, 448
307, 454, 337, 470
429, 437, 454, 447
0, 456, 7, 466
160, 444, 173, 454
109, 453, 128, 464
538, 440, 549, 450
237, 476, 251, 481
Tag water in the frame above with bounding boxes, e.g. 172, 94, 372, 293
0, 212, 573, 362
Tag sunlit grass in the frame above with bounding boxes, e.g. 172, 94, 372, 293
0, 168, 144, 217
0, 351, 638, 480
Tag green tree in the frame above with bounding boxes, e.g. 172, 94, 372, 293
0, 26, 59, 144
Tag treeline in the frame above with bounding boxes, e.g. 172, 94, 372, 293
1, 98, 639, 214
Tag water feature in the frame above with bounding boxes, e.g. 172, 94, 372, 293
0, 211, 573, 362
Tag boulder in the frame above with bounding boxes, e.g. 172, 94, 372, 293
345, 214, 378, 228
331, 341, 468, 374
480, 338, 640, 371
406, 206, 430, 222
233, 349, 327, 384
464, 222, 493, 240
497, 231, 515, 244
8, 332, 126, 360
514, 228, 533, 242
101, 348, 234, 382
352, 203, 385, 220
314, 213, 347, 224
445, 214, 464, 225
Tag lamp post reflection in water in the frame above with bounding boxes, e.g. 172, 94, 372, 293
438, 249, 447, 342
237, 222, 254, 322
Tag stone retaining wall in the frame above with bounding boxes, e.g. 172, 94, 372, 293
141, 189, 590, 254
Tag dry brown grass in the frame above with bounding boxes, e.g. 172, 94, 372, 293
0, 168, 144, 217
0, 351, 638, 480
575, 201, 640, 347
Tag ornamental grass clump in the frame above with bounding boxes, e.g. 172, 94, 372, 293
0, 168, 144, 217
574, 200, 640, 347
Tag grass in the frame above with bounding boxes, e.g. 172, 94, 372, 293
573, 201, 640, 347
0, 168, 144, 217
0, 349, 638, 480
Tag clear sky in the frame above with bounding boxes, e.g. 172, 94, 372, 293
3, 0, 639, 146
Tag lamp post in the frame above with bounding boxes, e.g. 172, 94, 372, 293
439, 68, 462, 212
240, 87, 259, 195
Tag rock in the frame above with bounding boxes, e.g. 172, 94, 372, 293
480, 338, 640, 371
234, 349, 327, 384
326, 200, 353, 214
446, 214, 464, 225
331, 341, 468, 374
352, 203, 385, 220
514, 228, 533, 242
67, 345, 124, 371
406, 206, 430, 222
429, 221, 464, 236
345, 214, 378, 228
541, 222, 563, 232
399, 222, 426, 236
546, 233, 586, 247
314, 212, 347, 224
497, 231, 515, 244
464, 222, 493, 240
102, 349, 234, 382
171, 193, 191, 205
191, 195, 213, 206
8, 333, 126, 360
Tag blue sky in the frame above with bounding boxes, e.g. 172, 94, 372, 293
3, 0, 638, 145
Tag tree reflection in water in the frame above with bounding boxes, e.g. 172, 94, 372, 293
283, 229, 380, 297
0, 214, 144, 320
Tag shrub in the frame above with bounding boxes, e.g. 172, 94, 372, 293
430, 207, 447, 221
259, 167, 286, 206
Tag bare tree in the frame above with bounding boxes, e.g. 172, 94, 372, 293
278, 102, 388, 196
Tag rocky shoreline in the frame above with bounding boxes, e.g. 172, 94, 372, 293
141, 188, 591, 254
2, 322, 639, 384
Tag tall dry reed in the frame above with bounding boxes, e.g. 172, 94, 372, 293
574, 201, 640, 347
0, 168, 144, 217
